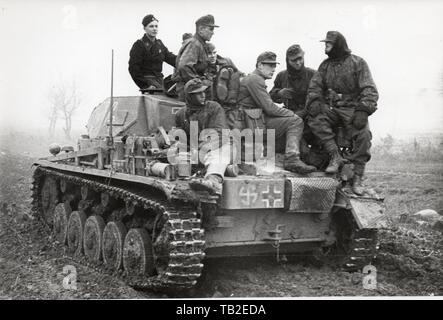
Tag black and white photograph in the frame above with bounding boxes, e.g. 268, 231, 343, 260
0, 0, 442, 303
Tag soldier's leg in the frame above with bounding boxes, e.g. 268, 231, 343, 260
266, 115, 316, 173
189, 143, 235, 195
176, 82, 185, 102
307, 109, 344, 173
348, 125, 372, 195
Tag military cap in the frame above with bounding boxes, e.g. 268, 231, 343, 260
206, 42, 216, 52
320, 31, 340, 43
182, 33, 193, 41
142, 14, 158, 27
256, 51, 280, 65
184, 78, 208, 94
195, 14, 219, 27
286, 44, 305, 58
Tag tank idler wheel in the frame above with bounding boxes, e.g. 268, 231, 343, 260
53, 203, 71, 244
102, 221, 127, 272
40, 176, 59, 227
123, 228, 155, 276
83, 215, 106, 263
67, 211, 87, 256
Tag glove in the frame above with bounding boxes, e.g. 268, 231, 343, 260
278, 88, 294, 100
352, 110, 369, 130
355, 101, 377, 115
308, 101, 328, 118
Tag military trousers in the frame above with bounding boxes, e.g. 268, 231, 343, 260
203, 143, 236, 180
307, 106, 371, 175
265, 114, 304, 157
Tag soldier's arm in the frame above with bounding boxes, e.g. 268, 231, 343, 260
305, 69, 325, 109
356, 58, 379, 115
178, 43, 201, 83
245, 75, 294, 117
128, 41, 147, 89
269, 73, 284, 104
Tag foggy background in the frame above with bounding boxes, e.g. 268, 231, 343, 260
0, 0, 442, 142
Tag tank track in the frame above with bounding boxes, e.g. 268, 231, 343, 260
31, 166, 206, 292
342, 228, 378, 272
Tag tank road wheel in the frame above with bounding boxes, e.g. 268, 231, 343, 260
53, 203, 71, 244
67, 211, 87, 256
83, 215, 105, 263
40, 176, 60, 227
123, 228, 155, 276
102, 221, 127, 272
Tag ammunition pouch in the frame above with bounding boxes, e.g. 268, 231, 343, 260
243, 108, 266, 131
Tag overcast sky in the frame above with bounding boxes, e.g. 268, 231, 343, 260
0, 0, 442, 138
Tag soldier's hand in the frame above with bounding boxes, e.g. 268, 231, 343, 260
278, 88, 294, 99
308, 101, 328, 118
352, 110, 369, 130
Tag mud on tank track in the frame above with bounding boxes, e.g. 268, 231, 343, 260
31, 165, 206, 293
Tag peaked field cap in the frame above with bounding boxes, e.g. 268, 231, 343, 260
257, 51, 279, 64
142, 14, 158, 27
287, 44, 305, 58
320, 31, 340, 42
185, 79, 208, 94
195, 14, 219, 27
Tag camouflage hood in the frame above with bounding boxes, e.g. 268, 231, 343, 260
326, 31, 352, 60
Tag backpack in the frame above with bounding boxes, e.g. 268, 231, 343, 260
213, 65, 245, 106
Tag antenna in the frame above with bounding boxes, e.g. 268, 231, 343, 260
108, 49, 114, 146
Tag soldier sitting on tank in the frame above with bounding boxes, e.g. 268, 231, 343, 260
174, 78, 234, 196
128, 14, 177, 92
305, 31, 378, 195
236, 51, 316, 174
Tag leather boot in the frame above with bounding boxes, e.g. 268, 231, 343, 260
324, 140, 344, 174
283, 119, 316, 174
284, 153, 316, 174
189, 174, 223, 196
352, 174, 365, 196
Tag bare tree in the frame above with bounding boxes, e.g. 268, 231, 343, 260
47, 80, 81, 140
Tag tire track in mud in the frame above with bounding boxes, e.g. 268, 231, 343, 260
1, 151, 442, 298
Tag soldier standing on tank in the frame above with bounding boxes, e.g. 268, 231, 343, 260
128, 14, 177, 91
236, 52, 316, 174
173, 14, 219, 101
175, 78, 233, 196
306, 31, 379, 195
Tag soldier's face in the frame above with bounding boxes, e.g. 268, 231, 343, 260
288, 56, 304, 70
208, 49, 217, 64
144, 21, 158, 38
198, 26, 214, 41
192, 91, 206, 105
258, 63, 277, 79
325, 41, 333, 54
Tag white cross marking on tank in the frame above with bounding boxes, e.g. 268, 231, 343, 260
262, 185, 282, 208
239, 185, 258, 206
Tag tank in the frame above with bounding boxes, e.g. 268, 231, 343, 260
31, 93, 387, 292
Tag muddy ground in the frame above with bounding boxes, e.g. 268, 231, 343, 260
0, 134, 442, 299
